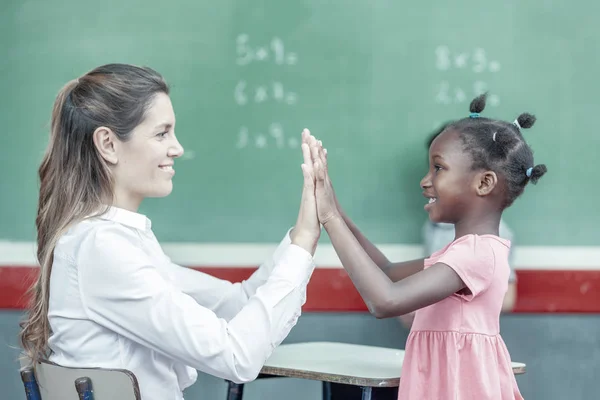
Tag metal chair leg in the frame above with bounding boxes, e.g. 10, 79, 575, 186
322, 381, 332, 400
75, 376, 95, 400
226, 380, 245, 400
361, 386, 373, 400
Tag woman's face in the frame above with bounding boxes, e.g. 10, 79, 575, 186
111, 92, 184, 211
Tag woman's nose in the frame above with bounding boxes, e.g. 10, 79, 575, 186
169, 136, 184, 158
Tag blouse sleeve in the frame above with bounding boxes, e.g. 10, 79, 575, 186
163, 229, 294, 321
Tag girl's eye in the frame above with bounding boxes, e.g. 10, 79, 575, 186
157, 131, 168, 138
434, 165, 443, 172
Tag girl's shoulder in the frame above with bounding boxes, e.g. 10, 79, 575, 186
425, 234, 510, 267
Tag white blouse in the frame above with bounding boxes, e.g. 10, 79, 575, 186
47, 206, 315, 400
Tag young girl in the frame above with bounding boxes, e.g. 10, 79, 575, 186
18, 63, 321, 400
307, 93, 546, 399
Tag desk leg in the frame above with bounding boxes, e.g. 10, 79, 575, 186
322, 381, 332, 400
360, 387, 372, 400
226, 381, 244, 400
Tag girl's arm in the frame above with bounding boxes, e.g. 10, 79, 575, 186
323, 216, 465, 318
314, 142, 425, 282
339, 209, 425, 282
308, 135, 465, 318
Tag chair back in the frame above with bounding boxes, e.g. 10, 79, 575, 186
20, 360, 141, 400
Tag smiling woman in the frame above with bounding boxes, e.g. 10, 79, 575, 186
95, 91, 184, 211
18, 63, 322, 400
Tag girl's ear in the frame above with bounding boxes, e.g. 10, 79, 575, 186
474, 170, 498, 196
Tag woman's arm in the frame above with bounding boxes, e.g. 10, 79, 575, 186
77, 225, 316, 383
164, 131, 322, 320
164, 229, 295, 321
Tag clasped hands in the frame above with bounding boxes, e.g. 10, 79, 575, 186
290, 128, 342, 255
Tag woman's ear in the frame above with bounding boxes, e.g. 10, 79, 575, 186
93, 127, 118, 165
474, 170, 498, 196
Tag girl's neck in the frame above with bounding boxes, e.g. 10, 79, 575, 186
453, 213, 501, 239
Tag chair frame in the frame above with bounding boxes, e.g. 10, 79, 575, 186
20, 360, 141, 400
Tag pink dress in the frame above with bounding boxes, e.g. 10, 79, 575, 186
397, 234, 524, 399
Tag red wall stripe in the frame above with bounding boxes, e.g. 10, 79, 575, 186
0, 267, 38, 310
2, 266, 599, 313
514, 270, 600, 313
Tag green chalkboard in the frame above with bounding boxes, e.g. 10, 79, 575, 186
1, 0, 598, 245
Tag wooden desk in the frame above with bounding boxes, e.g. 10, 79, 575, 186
226, 341, 526, 400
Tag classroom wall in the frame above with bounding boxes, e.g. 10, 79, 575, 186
2, 311, 599, 399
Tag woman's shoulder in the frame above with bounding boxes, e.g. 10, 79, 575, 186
55, 216, 140, 260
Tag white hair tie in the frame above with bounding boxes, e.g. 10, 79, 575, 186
513, 119, 521, 130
